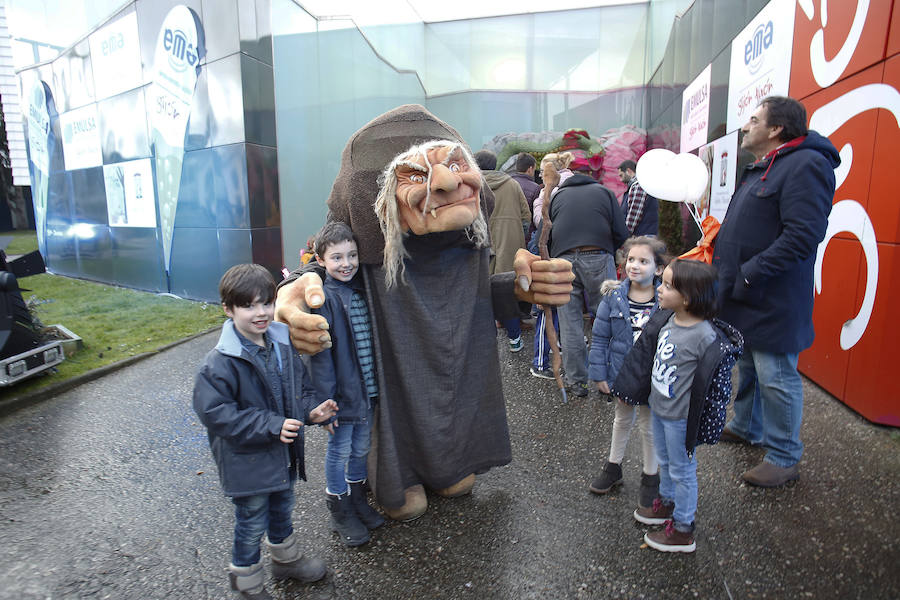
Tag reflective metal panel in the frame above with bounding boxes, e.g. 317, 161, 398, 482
218, 228, 253, 274
238, 0, 273, 65
97, 88, 151, 163
176, 147, 218, 228
214, 144, 250, 229
51, 41, 96, 113
241, 55, 276, 146
201, 0, 240, 63
69, 167, 110, 224
168, 226, 221, 301
111, 227, 167, 292
247, 144, 279, 228
251, 226, 283, 273
186, 54, 245, 151
73, 225, 115, 283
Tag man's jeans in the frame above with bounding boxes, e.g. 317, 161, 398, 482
651, 413, 697, 532
557, 250, 615, 385
325, 405, 374, 495
232, 485, 294, 566
728, 349, 804, 467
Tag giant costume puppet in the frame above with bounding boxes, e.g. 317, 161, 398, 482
276, 105, 573, 521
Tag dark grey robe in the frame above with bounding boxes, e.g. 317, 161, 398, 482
283, 104, 517, 509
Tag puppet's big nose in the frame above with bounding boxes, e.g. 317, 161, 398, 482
430, 164, 459, 192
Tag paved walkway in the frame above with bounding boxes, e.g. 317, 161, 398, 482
0, 327, 897, 599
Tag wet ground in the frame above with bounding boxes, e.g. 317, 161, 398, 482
0, 326, 898, 599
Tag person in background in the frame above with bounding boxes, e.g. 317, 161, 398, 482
618, 159, 659, 237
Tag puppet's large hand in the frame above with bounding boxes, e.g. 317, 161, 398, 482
513, 249, 574, 306
275, 272, 332, 354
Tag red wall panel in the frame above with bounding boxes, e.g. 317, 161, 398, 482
799, 238, 863, 398
790, 0, 892, 99
866, 54, 900, 245
842, 242, 900, 425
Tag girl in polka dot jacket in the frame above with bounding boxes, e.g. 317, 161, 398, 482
611, 259, 743, 554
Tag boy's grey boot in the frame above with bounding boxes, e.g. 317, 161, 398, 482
227, 561, 273, 600
348, 480, 385, 530
589, 462, 623, 494
326, 492, 370, 546
266, 532, 327, 583
638, 471, 661, 509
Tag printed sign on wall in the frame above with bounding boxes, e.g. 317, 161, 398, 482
680, 64, 711, 153
148, 6, 204, 273
726, 0, 797, 132
104, 158, 156, 227
89, 10, 143, 100
696, 130, 738, 224
59, 103, 102, 171
26, 79, 52, 256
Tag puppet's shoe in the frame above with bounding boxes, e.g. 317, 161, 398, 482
382, 485, 427, 522
435, 474, 475, 498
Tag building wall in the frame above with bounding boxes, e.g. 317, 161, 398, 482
19, 0, 281, 301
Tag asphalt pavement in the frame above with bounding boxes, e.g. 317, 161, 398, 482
0, 325, 897, 599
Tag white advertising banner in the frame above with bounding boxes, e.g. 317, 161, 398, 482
680, 64, 711, 153
149, 6, 203, 273
696, 130, 739, 223
26, 80, 52, 256
104, 158, 156, 227
726, 0, 796, 133
60, 103, 102, 171
89, 11, 143, 100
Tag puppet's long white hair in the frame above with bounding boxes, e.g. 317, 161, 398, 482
374, 140, 488, 289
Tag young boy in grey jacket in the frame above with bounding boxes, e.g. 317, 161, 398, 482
193, 264, 337, 599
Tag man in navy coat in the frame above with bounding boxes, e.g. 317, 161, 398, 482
712, 96, 839, 487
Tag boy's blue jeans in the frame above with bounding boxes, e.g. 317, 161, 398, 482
325, 405, 374, 495
651, 412, 697, 532
231, 483, 295, 566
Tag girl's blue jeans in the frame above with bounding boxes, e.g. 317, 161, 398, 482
651, 412, 697, 532
231, 484, 294, 566
325, 405, 374, 495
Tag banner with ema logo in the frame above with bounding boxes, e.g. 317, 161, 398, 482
26, 78, 53, 258
680, 64, 711, 153
89, 10, 143, 100
726, 0, 796, 133
149, 5, 204, 274
59, 103, 103, 171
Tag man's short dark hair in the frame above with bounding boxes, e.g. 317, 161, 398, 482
760, 96, 808, 143
314, 221, 357, 257
618, 159, 636, 172
474, 150, 497, 171
219, 264, 276, 308
669, 259, 719, 321
515, 153, 536, 173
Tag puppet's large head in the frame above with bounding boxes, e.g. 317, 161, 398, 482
374, 139, 488, 286
327, 105, 489, 288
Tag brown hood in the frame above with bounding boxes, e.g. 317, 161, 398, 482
326, 104, 492, 265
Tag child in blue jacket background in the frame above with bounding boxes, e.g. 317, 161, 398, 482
588, 236, 667, 513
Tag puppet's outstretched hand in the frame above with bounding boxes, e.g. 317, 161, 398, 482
513, 249, 573, 306
275, 271, 332, 354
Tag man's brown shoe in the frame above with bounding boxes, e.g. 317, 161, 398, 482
741, 461, 799, 487
633, 497, 674, 525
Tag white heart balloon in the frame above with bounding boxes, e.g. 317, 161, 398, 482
635, 149, 710, 204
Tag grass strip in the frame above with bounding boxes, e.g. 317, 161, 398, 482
1, 271, 225, 400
